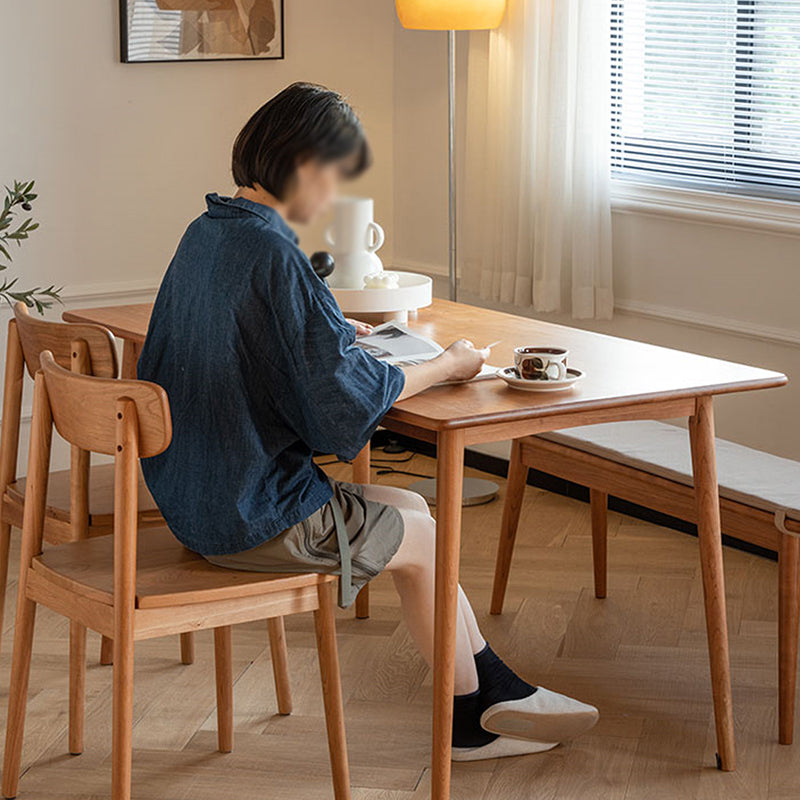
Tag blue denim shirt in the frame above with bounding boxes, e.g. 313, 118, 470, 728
138, 194, 405, 556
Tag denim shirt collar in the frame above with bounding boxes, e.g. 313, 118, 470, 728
205, 193, 299, 244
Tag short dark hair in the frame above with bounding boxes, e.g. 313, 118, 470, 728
231, 82, 371, 199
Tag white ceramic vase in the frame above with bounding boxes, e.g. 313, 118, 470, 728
325, 197, 385, 289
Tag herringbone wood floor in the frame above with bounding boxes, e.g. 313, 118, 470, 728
0, 452, 797, 799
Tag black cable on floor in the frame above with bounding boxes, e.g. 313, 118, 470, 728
375, 467, 433, 479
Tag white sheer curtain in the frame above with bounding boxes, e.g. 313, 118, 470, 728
461, 0, 614, 319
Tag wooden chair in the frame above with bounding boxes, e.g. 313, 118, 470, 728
492, 427, 800, 744
0, 304, 194, 669
2, 352, 350, 800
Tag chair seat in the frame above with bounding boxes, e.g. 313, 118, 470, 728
540, 420, 800, 524
32, 527, 333, 609
4, 463, 162, 531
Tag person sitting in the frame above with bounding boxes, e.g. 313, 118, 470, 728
137, 81, 599, 760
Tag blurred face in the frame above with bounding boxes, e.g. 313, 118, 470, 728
283, 155, 358, 224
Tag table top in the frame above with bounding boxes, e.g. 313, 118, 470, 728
64, 298, 787, 432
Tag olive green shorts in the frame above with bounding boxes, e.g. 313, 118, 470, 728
204, 478, 405, 608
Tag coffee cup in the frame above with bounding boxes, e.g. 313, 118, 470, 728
514, 347, 568, 381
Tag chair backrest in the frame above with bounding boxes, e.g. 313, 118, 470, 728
0, 305, 122, 539
20, 353, 171, 612
14, 302, 118, 379
39, 352, 171, 459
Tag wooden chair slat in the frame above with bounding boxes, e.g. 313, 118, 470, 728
40, 353, 171, 458
14, 303, 118, 379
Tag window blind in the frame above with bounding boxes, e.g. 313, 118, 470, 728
126, 0, 182, 62
611, 1, 800, 200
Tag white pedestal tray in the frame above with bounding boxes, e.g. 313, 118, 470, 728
329, 270, 433, 324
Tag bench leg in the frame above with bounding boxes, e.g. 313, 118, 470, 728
590, 489, 608, 600
491, 439, 529, 615
779, 532, 800, 745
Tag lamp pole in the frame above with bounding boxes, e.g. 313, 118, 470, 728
448, 29, 458, 302
408, 29, 499, 510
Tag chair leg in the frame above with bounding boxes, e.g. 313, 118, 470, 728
779, 533, 800, 745
0, 521, 12, 658
267, 617, 292, 715
590, 489, 608, 599
180, 632, 195, 665
105, 634, 193, 667
69, 621, 87, 755
100, 635, 114, 665
1, 596, 38, 799
214, 626, 233, 753
491, 439, 529, 615
314, 582, 351, 800
111, 627, 135, 800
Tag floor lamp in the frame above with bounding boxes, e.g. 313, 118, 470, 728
395, 0, 507, 506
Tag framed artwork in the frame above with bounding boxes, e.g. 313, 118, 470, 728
120, 0, 284, 63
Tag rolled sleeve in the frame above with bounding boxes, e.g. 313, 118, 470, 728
246, 251, 405, 461
283, 307, 405, 460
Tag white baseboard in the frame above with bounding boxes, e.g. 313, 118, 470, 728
615, 299, 800, 348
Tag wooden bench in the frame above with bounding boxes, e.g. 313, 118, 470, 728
491, 420, 800, 745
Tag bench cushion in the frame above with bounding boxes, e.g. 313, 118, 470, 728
539, 421, 800, 524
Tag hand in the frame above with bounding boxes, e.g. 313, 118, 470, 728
442, 339, 490, 382
346, 318, 374, 336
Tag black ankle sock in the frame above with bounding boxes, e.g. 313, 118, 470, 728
452, 689, 499, 748
474, 643, 537, 711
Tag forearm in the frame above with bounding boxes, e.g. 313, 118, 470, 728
397, 353, 454, 401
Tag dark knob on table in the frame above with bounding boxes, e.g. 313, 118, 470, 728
310, 251, 335, 279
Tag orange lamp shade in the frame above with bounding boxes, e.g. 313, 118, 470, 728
395, 0, 506, 31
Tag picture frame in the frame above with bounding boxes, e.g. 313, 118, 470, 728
119, 0, 284, 64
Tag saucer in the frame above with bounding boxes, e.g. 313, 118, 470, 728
498, 366, 585, 392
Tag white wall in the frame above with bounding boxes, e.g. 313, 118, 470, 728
2, 3, 798, 470
0, 0, 397, 471
392, 26, 800, 460
0, 0, 396, 297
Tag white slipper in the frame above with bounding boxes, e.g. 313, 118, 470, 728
480, 687, 599, 743
451, 736, 559, 762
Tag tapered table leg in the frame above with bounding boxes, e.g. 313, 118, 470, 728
431, 429, 465, 800
120, 340, 141, 380
353, 443, 371, 620
689, 396, 735, 771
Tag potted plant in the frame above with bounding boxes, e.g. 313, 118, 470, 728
0, 180, 61, 313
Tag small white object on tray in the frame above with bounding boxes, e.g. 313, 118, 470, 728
363, 271, 401, 290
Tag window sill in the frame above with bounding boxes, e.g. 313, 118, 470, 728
610, 180, 800, 237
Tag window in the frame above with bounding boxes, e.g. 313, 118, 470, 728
611, 1, 800, 201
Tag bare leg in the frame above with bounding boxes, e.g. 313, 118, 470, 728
359, 484, 484, 695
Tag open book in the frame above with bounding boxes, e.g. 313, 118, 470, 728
354, 322, 498, 383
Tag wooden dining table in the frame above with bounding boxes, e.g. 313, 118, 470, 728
64, 297, 787, 799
